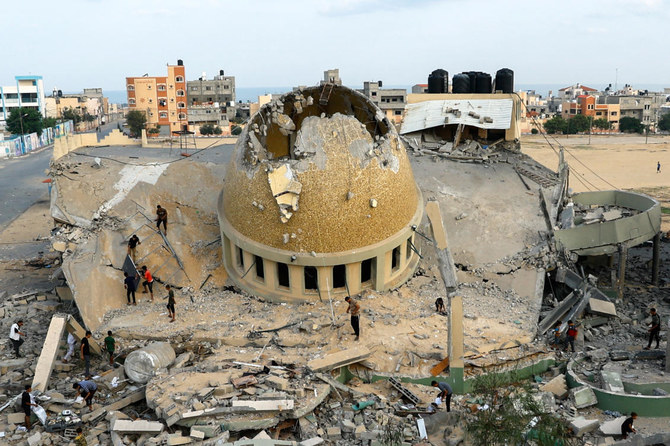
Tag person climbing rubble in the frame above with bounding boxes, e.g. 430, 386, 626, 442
345, 296, 361, 341
63, 331, 77, 363
431, 380, 453, 412
21, 385, 37, 430
140, 265, 154, 302
127, 234, 141, 262
165, 284, 176, 322
564, 320, 578, 353
104, 330, 116, 366
73, 379, 97, 411
155, 204, 168, 235
435, 297, 447, 315
9, 319, 25, 358
621, 412, 637, 439
81, 330, 93, 378
644, 307, 661, 350
124, 271, 138, 305
549, 321, 562, 350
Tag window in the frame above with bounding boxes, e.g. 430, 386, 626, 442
178, 113, 186, 120
175, 76, 184, 82
333, 265, 346, 289
361, 258, 374, 284
159, 112, 167, 119
206, 86, 212, 91
391, 246, 401, 271
304, 266, 318, 291
159, 99, 167, 106
191, 86, 198, 91
147, 85, 152, 89
177, 102, 186, 109
371, 92, 377, 96
254, 256, 264, 281
395, 110, 402, 115
611, 111, 618, 116
176, 89, 185, 97
277, 263, 290, 288
129, 98, 136, 105
236, 247, 244, 269
158, 84, 166, 91
127, 85, 134, 91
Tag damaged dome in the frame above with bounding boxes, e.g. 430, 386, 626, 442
220, 84, 420, 253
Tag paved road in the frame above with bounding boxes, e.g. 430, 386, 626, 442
0, 146, 53, 228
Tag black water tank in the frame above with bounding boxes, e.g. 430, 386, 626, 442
428, 69, 449, 93
378, 80, 383, 87
495, 68, 514, 93
452, 74, 470, 93
475, 72, 492, 93
464, 72, 477, 93
220, 69, 224, 76
177, 59, 184, 66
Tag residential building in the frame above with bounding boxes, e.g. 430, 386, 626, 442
126, 60, 188, 132
411, 84, 428, 94
187, 105, 231, 135
557, 83, 598, 101
45, 88, 107, 130
0, 75, 46, 128
186, 70, 236, 120
321, 69, 342, 86
360, 81, 407, 124
561, 95, 620, 130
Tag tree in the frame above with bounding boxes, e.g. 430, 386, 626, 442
593, 118, 611, 130
213, 125, 222, 135
42, 117, 57, 129
6, 107, 45, 136
619, 116, 644, 133
543, 116, 567, 134
61, 107, 82, 124
466, 371, 575, 446
566, 114, 591, 134
200, 123, 215, 135
231, 125, 242, 136
147, 125, 160, 136
658, 113, 670, 132
126, 110, 147, 137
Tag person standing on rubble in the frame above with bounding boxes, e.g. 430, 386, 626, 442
644, 308, 661, 350
104, 331, 116, 366
63, 332, 77, 363
155, 205, 168, 235
621, 412, 637, 439
127, 234, 141, 262
73, 380, 97, 411
431, 380, 453, 412
549, 321, 562, 350
140, 265, 154, 302
9, 320, 25, 358
166, 284, 176, 322
21, 384, 37, 430
564, 320, 578, 353
81, 330, 92, 378
124, 271, 138, 305
345, 296, 361, 341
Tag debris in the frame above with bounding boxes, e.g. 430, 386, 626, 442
112, 419, 164, 434
570, 386, 598, 409
539, 374, 568, 399
31, 314, 68, 392
588, 298, 617, 317
307, 346, 371, 372
569, 417, 599, 437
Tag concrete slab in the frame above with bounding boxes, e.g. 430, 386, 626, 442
112, 419, 164, 434
307, 346, 371, 372
589, 298, 617, 317
599, 416, 627, 436
231, 399, 294, 411
66, 317, 102, 355
601, 371, 625, 393
167, 433, 193, 445
265, 375, 289, 390
571, 386, 598, 409
570, 417, 599, 436
82, 388, 146, 422
7, 412, 25, 424
540, 374, 568, 399
300, 438, 325, 446
32, 314, 68, 392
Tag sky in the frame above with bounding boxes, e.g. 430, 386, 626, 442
2, 0, 669, 93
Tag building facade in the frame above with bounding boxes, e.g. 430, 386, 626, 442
360, 81, 407, 124
126, 60, 187, 132
0, 76, 46, 128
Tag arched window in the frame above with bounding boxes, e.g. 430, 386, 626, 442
128, 98, 135, 105
175, 76, 184, 82
176, 89, 185, 97
177, 102, 186, 109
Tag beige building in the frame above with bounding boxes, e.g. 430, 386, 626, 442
218, 85, 422, 301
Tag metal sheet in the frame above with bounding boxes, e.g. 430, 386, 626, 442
400, 99, 513, 134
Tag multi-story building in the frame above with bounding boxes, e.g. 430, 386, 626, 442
360, 81, 407, 124
186, 70, 236, 124
557, 83, 598, 101
561, 95, 620, 130
126, 60, 187, 133
45, 88, 107, 130
0, 75, 46, 128
411, 84, 428, 94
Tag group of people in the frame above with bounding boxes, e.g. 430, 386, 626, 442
549, 320, 579, 353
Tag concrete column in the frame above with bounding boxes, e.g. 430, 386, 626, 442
375, 253, 388, 291
242, 251, 254, 278
222, 235, 233, 274
346, 263, 361, 296
617, 244, 627, 301
652, 232, 661, 286
449, 295, 465, 393
264, 259, 277, 290
288, 264, 303, 295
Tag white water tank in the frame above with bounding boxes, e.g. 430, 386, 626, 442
124, 342, 176, 383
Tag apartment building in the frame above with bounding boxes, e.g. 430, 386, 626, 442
186, 70, 236, 122
44, 88, 106, 129
360, 81, 407, 124
0, 75, 46, 127
126, 60, 187, 132
561, 95, 620, 130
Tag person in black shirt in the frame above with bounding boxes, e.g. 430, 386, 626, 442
124, 272, 137, 305
22, 385, 36, 430
127, 235, 141, 262
166, 284, 176, 322
81, 330, 92, 378
644, 308, 661, 350
621, 412, 637, 439
156, 205, 168, 234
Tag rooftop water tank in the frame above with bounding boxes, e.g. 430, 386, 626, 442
428, 69, 449, 94
495, 68, 514, 93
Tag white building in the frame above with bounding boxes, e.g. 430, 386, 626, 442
0, 76, 46, 127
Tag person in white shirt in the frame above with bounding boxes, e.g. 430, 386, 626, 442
9, 320, 25, 358
63, 332, 77, 363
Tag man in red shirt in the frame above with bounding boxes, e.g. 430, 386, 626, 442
140, 265, 154, 302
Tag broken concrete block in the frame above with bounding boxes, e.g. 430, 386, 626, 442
7, 412, 25, 424
232, 375, 258, 389
601, 371, 625, 393
609, 350, 631, 361
599, 416, 627, 436
570, 417, 599, 436
300, 438, 325, 446
231, 399, 294, 411
189, 428, 205, 440
254, 430, 272, 439
27, 432, 42, 446
166, 433, 192, 445
32, 314, 68, 392
112, 419, 164, 434
190, 424, 221, 438
354, 425, 367, 439
539, 374, 568, 399
570, 386, 598, 409
265, 375, 289, 391
52, 241, 67, 252
588, 298, 617, 317
307, 346, 371, 372
326, 426, 341, 440
341, 419, 356, 433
